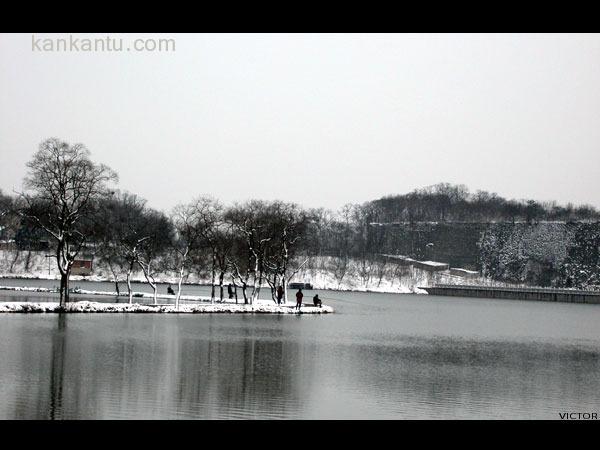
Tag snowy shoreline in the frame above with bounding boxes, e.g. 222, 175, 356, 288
0, 300, 333, 314
0, 285, 334, 314
0, 273, 428, 295
0, 251, 437, 294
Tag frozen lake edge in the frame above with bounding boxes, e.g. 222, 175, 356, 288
0, 300, 333, 314
0, 286, 334, 314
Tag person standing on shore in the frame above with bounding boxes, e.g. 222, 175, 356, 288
228, 283, 234, 299
277, 285, 284, 305
295, 288, 303, 310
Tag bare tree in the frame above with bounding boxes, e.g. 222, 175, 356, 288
212, 222, 236, 302
169, 202, 207, 308
18, 138, 117, 306
226, 201, 274, 304
187, 197, 223, 303
95, 192, 150, 302
135, 210, 172, 304
0, 190, 15, 237
263, 201, 308, 304
100, 241, 127, 295
0, 190, 22, 272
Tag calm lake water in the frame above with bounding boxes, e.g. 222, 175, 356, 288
1, 278, 599, 419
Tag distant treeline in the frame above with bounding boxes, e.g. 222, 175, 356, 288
367, 183, 600, 223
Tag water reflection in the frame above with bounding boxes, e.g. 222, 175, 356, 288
311, 337, 600, 419
0, 314, 316, 419
1, 287, 600, 419
49, 314, 67, 419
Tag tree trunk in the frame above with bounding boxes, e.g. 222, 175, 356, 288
56, 242, 66, 307
61, 266, 71, 307
211, 252, 216, 303
269, 273, 277, 303
254, 267, 264, 304
140, 261, 157, 304
24, 250, 32, 272
218, 271, 225, 302
59, 274, 65, 306
64, 271, 70, 303
176, 265, 185, 310
9, 250, 20, 272
127, 266, 133, 304
250, 279, 257, 305
233, 278, 238, 304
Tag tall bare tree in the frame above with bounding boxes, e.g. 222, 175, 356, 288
135, 209, 172, 304
95, 192, 149, 302
19, 138, 117, 306
0, 190, 21, 272
226, 201, 273, 304
263, 201, 308, 304
169, 202, 207, 308
186, 197, 223, 303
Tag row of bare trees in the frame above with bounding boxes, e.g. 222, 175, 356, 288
5, 138, 599, 305
92, 194, 308, 307
9, 138, 310, 308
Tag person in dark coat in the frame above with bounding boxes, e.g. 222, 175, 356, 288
167, 284, 175, 295
228, 283, 234, 299
295, 288, 303, 310
313, 294, 322, 308
276, 285, 284, 304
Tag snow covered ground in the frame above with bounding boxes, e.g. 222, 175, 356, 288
0, 250, 502, 295
0, 285, 333, 314
292, 256, 501, 293
0, 301, 333, 314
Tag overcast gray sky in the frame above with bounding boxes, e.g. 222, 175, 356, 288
1, 33, 599, 212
